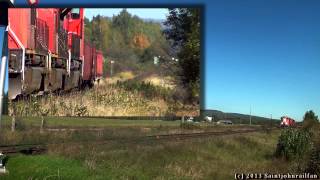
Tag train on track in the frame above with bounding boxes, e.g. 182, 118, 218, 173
280, 116, 296, 127
8, 8, 104, 100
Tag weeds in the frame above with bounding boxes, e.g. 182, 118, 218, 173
275, 128, 312, 160
180, 122, 201, 129
9, 79, 199, 117
305, 124, 320, 174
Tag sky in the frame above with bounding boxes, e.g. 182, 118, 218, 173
85, 8, 169, 20
206, 0, 320, 121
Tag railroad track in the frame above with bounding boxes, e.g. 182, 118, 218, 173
0, 128, 274, 155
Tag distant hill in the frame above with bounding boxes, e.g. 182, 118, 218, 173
201, 109, 280, 125
142, 18, 165, 23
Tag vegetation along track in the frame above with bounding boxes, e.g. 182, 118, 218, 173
0, 128, 275, 155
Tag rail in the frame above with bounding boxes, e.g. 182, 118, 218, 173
0, 128, 276, 155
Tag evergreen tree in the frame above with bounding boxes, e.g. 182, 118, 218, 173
303, 110, 319, 129
164, 8, 201, 99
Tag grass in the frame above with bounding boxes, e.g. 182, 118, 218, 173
2, 155, 91, 180
0, 115, 265, 147
1, 115, 181, 128
1, 130, 293, 179
10, 77, 199, 117
0, 116, 181, 146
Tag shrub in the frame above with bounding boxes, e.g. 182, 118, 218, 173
180, 122, 200, 129
305, 124, 320, 174
74, 104, 88, 117
275, 128, 312, 160
303, 110, 319, 130
306, 145, 320, 174
116, 80, 172, 100
14, 117, 27, 131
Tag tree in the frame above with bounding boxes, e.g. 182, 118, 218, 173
303, 110, 319, 129
163, 8, 200, 100
84, 9, 171, 76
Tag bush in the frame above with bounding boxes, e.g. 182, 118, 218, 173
275, 128, 312, 160
14, 117, 27, 131
306, 145, 320, 174
116, 80, 172, 100
180, 122, 200, 129
74, 104, 88, 117
302, 110, 319, 130
305, 124, 320, 174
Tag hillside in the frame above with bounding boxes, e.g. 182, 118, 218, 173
201, 109, 280, 125
84, 9, 171, 76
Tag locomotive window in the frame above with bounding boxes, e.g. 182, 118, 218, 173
71, 9, 80, 19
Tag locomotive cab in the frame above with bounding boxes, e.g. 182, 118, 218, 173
280, 116, 296, 127
71, 9, 80, 19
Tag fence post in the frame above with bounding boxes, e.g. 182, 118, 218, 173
10, 102, 16, 132
40, 116, 45, 133
11, 115, 16, 132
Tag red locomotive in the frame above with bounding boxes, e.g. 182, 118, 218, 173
280, 116, 296, 127
8, 8, 103, 99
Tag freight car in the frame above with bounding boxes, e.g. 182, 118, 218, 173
8, 8, 104, 99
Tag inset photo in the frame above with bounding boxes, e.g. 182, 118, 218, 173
7, 8, 201, 118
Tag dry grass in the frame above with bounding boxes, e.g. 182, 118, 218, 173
105, 71, 136, 84
11, 77, 199, 117
141, 74, 176, 89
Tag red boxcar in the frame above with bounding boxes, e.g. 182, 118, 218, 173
92, 46, 97, 78
83, 42, 103, 82
83, 42, 93, 81
96, 51, 104, 78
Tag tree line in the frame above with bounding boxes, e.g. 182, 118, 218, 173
85, 8, 201, 102
84, 9, 170, 73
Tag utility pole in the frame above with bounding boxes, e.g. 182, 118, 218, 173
0, 54, 7, 130
249, 105, 252, 125
0, 2, 10, 129
110, 60, 114, 77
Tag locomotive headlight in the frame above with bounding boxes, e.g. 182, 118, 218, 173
27, 0, 38, 6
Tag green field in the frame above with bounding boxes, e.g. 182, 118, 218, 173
1, 130, 294, 180
0, 115, 181, 128
0, 115, 264, 146
1, 116, 300, 179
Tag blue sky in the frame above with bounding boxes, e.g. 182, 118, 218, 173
85, 8, 168, 20
206, 0, 320, 120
